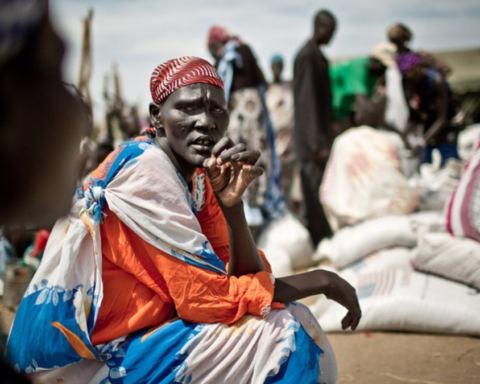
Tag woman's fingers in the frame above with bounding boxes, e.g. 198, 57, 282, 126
341, 295, 361, 331
203, 156, 218, 171
351, 310, 361, 331
341, 312, 353, 330
242, 164, 264, 179
350, 302, 362, 331
211, 137, 235, 158
217, 143, 247, 164
232, 149, 261, 165
212, 139, 262, 166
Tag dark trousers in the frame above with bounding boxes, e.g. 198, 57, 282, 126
421, 143, 458, 167
300, 160, 332, 246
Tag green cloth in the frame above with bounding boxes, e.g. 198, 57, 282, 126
330, 57, 377, 119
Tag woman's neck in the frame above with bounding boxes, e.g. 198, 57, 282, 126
155, 136, 196, 183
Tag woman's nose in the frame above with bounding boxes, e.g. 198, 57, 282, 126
195, 111, 216, 130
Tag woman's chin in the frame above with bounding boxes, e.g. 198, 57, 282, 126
188, 153, 211, 168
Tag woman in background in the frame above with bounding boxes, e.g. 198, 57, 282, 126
207, 26, 285, 231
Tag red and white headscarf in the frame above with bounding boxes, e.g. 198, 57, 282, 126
207, 26, 230, 46
150, 56, 224, 105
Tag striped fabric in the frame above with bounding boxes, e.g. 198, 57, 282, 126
446, 138, 480, 241
150, 56, 224, 104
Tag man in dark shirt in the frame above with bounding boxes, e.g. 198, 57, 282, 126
293, 10, 336, 246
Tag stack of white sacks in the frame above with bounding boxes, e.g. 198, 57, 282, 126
308, 125, 480, 336
260, 125, 480, 336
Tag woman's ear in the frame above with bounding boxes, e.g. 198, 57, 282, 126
149, 102, 162, 128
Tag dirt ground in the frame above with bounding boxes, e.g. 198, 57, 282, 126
329, 332, 480, 384
2, 300, 480, 383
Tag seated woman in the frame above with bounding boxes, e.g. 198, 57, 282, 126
6, 57, 361, 384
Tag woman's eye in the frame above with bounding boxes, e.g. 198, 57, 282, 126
212, 107, 224, 113
179, 105, 194, 112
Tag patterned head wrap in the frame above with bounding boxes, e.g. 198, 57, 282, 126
396, 52, 422, 76
150, 56, 224, 105
207, 26, 230, 46
0, 0, 47, 66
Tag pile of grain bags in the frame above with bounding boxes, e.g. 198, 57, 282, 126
257, 212, 314, 277
309, 127, 480, 336
320, 127, 420, 231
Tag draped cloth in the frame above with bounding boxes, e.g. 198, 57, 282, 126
6, 136, 336, 383
447, 138, 480, 242
217, 43, 286, 226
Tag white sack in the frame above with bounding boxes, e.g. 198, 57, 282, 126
261, 246, 294, 278
257, 212, 314, 271
311, 267, 480, 336
320, 127, 419, 231
343, 247, 412, 273
411, 232, 480, 290
458, 124, 480, 161
314, 212, 443, 269
409, 155, 463, 212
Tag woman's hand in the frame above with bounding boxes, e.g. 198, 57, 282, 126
203, 137, 264, 207
274, 269, 362, 331
320, 270, 362, 331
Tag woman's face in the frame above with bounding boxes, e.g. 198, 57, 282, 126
208, 42, 225, 61
153, 83, 229, 172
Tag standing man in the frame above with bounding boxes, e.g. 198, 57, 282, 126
293, 10, 336, 246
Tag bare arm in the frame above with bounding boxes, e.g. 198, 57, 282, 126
274, 269, 362, 331
203, 137, 266, 277
219, 200, 266, 276
423, 76, 448, 144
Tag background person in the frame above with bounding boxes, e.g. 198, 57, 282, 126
293, 9, 336, 246
0, 0, 86, 381
329, 53, 388, 131
387, 23, 452, 76
397, 52, 464, 165
207, 26, 285, 232
0, 0, 86, 227
266, 54, 298, 212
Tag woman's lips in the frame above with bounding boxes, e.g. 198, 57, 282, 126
191, 137, 215, 152
191, 142, 214, 152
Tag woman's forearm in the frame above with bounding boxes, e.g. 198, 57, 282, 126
219, 200, 266, 277
424, 118, 446, 144
273, 270, 326, 302
275, 269, 362, 331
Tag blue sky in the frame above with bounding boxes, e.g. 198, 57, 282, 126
50, 0, 480, 121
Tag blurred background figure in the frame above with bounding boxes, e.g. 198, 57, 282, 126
207, 25, 285, 233
329, 51, 388, 132
293, 9, 336, 246
0, 0, 86, 381
266, 54, 300, 213
102, 64, 143, 148
0, 0, 86, 227
370, 42, 410, 135
388, 22, 452, 76
397, 52, 464, 165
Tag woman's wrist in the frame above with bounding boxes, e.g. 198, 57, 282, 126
217, 197, 244, 216
313, 269, 337, 297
